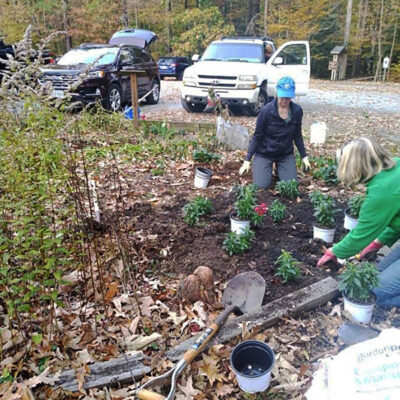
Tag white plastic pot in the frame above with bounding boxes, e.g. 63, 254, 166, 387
194, 167, 212, 189
313, 224, 336, 243
344, 209, 359, 230
343, 294, 375, 324
230, 212, 250, 234
231, 340, 275, 393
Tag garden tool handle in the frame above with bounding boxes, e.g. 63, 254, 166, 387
137, 389, 166, 400
182, 304, 242, 364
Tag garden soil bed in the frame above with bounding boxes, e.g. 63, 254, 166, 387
104, 159, 349, 305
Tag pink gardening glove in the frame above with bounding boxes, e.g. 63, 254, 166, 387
317, 248, 338, 267
356, 240, 383, 260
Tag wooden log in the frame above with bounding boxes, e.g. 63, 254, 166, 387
54, 352, 150, 392
167, 277, 338, 361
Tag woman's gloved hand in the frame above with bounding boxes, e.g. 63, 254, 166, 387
356, 239, 383, 260
317, 248, 338, 267
239, 160, 251, 175
302, 156, 311, 172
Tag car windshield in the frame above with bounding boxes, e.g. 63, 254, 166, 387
202, 43, 263, 63
158, 58, 175, 65
57, 47, 119, 66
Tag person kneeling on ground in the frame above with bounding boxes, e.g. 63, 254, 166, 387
239, 76, 310, 188
317, 137, 400, 307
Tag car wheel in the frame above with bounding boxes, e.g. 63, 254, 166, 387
247, 87, 268, 116
181, 98, 206, 113
146, 80, 160, 104
104, 84, 122, 112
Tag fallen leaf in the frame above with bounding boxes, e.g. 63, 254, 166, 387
176, 375, 200, 399
105, 282, 119, 302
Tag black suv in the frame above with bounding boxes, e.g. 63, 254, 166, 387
158, 56, 191, 80
39, 29, 160, 111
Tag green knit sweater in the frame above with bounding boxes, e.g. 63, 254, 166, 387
333, 158, 400, 259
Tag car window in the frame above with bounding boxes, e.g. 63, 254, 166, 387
131, 47, 145, 63
202, 43, 263, 63
119, 47, 134, 65
158, 57, 175, 65
57, 47, 119, 66
277, 44, 307, 65
140, 50, 152, 63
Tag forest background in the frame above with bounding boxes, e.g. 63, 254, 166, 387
0, 0, 399, 79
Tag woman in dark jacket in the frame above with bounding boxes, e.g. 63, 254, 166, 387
239, 76, 310, 188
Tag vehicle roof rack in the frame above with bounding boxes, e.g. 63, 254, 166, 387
221, 36, 274, 42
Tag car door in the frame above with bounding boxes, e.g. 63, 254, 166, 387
265, 41, 310, 97
117, 46, 136, 101
131, 47, 152, 97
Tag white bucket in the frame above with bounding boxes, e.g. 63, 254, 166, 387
313, 225, 336, 243
194, 167, 212, 189
310, 122, 327, 144
343, 295, 374, 324
344, 210, 358, 230
231, 340, 275, 393
230, 212, 250, 234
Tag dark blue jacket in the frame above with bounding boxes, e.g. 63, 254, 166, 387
245, 99, 307, 161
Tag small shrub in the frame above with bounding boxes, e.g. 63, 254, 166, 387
348, 194, 366, 218
319, 165, 339, 186
223, 227, 254, 255
192, 148, 221, 163
276, 179, 299, 198
275, 250, 302, 282
182, 196, 212, 226
234, 184, 265, 226
339, 262, 379, 302
313, 199, 337, 228
269, 200, 286, 222
309, 190, 333, 208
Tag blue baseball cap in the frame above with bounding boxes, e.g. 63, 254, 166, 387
276, 76, 296, 98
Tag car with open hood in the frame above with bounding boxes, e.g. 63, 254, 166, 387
39, 29, 160, 111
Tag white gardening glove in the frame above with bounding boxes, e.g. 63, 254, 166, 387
239, 160, 251, 175
302, 156, 311, 172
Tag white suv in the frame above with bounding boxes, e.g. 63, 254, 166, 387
181, 37, 310, 116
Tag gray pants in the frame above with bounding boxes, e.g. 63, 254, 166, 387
252, 153, 297, 189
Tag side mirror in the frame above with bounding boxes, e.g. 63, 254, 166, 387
272, 56, 283, 65
192, 54, 200, 62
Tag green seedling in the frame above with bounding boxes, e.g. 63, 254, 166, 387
192, 148, 221, 163
269, 200, 286, 222
276, 179, 299, 199
223, 228, 254, 255
275, 250, 302, 282
182, 196, 212, 226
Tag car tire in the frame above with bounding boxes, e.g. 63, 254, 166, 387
146, 79, 160, 104
181, 98, 206, 113
104, 84, 122, 112
247, 87, 268, 116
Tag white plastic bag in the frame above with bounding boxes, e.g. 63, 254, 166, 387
310, 122, 327, 144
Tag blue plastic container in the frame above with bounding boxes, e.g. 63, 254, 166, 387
124, 106, 141, 120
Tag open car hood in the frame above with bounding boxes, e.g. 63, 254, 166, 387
109, 29, 157, 49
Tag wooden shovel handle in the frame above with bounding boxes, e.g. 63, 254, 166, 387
137, 388, 166, 400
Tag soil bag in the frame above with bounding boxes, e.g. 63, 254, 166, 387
305, 328, 400, 400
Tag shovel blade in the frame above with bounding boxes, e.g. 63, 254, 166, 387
222, 271, 266, 314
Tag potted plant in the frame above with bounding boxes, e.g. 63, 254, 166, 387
344, 194, 366, 230
230, 184, 266, 234
338, 262, 379, 324
313, 196, 337, 243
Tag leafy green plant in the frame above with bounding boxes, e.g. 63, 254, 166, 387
319, 164, 339, 185
233, 184, 265, 226
347, 194, 366, 218
276, 179, 299, 199
275, 250, 302, 282
182, 196, 212, 226
309, 190, 333, 208
339, 262, 379, 302
269, 200, 286, 222
313, 199, 337, 228
223, 228, 254, 255
192, 148, 221, 163
151, 160, 165, 176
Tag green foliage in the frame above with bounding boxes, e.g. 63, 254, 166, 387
275, 250, 302, 283
309, 190, 332, 208
192, 148, 221, 163
182, 196, 212, 226
234, 184, 265, 226
151, 160, 165, 176
339, 262, 379, 302
348, 194, 366, 218
269, 200, 286, 223
223, 228, 254, 255
276, 179, 299, 199
313, 199, 337, 228
318, 165, 339, 186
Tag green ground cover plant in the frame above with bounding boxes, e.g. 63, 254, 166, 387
223, 228, 255, 255
192, 148, 221, 163
182, 196, 213, 226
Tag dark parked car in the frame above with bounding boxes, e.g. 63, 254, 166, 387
158, 56, 191, 80
39, 29, 160, 111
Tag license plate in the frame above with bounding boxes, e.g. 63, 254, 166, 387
160, 66, 167, 69
52, 89, 65, 99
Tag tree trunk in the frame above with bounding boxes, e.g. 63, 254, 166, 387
61, 0, 71, 51
247, 0, 260, 34
374, 0, 384, 81
264, 0, 269, 36
351, 0, 369, 77
122, 0, 129, 27
387, 0, 398, 79
340, 0, 353, 79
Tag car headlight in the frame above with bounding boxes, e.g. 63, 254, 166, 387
239, 75, 257, 81
183, 80, 196, 87
237, 83, 257, 89
87, 71, 105, 79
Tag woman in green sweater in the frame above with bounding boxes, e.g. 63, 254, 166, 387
317, 137, 400, 306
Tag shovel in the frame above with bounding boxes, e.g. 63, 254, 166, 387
136, 271, 266, 400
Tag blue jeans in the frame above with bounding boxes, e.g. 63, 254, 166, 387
372, 245, 400, 308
